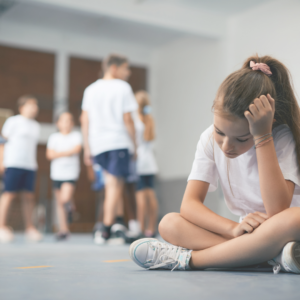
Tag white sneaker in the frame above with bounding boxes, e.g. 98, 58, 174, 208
129, 238, 192, 271
94, 230, 107, 245
25, 228, 43, 242
268, 241, 300, 274
0, 227, 14, 244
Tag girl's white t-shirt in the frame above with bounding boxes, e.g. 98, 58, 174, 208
47, 131, 82, 181
134, 113, 158, 175
188, 124, 300, 219
2, 115, 40, 170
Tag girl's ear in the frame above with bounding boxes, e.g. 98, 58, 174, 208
273, 119, 276, 124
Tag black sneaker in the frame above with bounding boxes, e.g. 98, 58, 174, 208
111, 223, 140, 244
56, 232, 70, 241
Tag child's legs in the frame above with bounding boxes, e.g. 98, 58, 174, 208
145, 188, 158, 233
160, 208, 300, 269
59, 182, 75, 204
0, 192, 16, 228
159, 213, 229, 250
123, 183, 136, 221
189, 207, 300, 269
54, 189, 69, 233
115, 195, 124, 217
20, 169, 37, 230
136, 190, 147, 232
103, 172, 124, 226
21, 192, 37, 230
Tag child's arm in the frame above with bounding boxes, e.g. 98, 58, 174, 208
80, 110, 92, 166
181, 180, 238, 238
46, 145, 81, 161
143, 115, 155, 141
245, 94, 295, 217
123, 112, 137, 158
181, 180, 269, 238
0, 144, 4, 175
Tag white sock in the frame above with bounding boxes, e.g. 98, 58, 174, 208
128, 219, 141, 233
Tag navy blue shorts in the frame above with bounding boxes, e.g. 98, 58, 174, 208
94, 149, 130, 178
4, 167, 36, 192
52, 180, 76, 190
136, 175, 155, 191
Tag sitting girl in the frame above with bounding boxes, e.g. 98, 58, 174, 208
129, 55, 300, 274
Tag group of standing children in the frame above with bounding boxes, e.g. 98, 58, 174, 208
0, 53, 159, 244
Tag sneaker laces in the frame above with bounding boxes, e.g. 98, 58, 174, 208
268, 259, 281, 274
148, 241, 183, 271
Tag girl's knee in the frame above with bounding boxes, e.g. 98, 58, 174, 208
158, 213, 180, 239
285, 207, 300, 230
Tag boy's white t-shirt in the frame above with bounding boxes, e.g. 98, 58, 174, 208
188, 124, 300, 219
47, 131, 82, 181
81, 79, 138, 156
134, 113, 158, 175
2, 115, 40, 170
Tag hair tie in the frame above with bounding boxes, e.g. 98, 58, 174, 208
250, 61, 272, 76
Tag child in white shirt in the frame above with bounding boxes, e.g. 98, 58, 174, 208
46, 112, 82, 240
130, 55, 300, 274
134, 91, 158, 238
0, 95, 42, 243
81, 53, 137, 244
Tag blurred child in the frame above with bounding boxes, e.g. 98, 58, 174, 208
81, 53, 137, 244
0, 95, 42, 243
134, 91, 158, 238
46, 112, 82, 240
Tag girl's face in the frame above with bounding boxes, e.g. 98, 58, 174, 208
214, 113, 254, 158
57, 113, 74, 134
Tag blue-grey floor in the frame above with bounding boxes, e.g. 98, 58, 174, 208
0, 234, 299, 300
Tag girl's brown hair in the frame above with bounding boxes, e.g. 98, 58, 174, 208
213, 55, 300, 169
135, 90, 155, 142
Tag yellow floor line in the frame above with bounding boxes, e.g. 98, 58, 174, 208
103, 259, 131, 263
16, 265, 52, 269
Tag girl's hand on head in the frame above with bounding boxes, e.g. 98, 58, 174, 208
244, 94, 275, 138
231, 212, 269, 238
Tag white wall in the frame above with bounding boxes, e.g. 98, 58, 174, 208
227, 0, 300, 96
151, 36, 225, 180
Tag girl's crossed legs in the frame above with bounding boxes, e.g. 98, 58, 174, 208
159, 207, 300, 269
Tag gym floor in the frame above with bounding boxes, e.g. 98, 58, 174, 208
0, 234, 298, 300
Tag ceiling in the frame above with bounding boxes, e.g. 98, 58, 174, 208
146, 0, 272, 15
0, 0, 274, 47
1, 2, 187, 47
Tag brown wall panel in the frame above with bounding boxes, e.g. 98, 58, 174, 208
0, 45, 55, 230
0, 45, 55, 123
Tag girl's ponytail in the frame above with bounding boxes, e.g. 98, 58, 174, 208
244, 56, 300, 170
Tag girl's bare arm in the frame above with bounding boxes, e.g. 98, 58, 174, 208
245, 94, 295, 217
46, 145, 81, 161
180, 180, 238, 238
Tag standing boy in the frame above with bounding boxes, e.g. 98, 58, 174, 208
0, 95, 42, 243
81, 54, 137, 244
